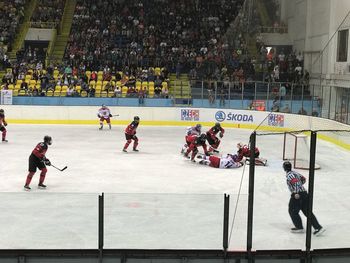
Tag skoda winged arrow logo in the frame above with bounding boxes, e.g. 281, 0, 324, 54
215, 111, 226, 122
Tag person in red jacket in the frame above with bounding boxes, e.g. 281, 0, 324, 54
123, 116, 140, 152
206, 122, 224, 153
0, 109, 8, 142
184, 133, 209, 161
24, 136, 52, 190
236, 142, 267, 166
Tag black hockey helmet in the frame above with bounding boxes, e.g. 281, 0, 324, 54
283, 161, 292, 172
101, 104, 106, 108
44, 135, 52, 145
195, 123, 202, 131
134, 116, 140, 122
0, 109, 4, 113
215, 122, 221, 128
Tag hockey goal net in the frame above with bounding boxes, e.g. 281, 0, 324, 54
282, 132, 321, 170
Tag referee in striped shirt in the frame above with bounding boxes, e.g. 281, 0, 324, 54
283, 161, 325, 235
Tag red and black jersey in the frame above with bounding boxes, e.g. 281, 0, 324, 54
207, 126, 224, 139
237, 145, 260, 161
208, 126, 224, 136
187, 134, 208, 154
32, 142, 48, 159
125, 121, 139, 135
0, 113, 6, 126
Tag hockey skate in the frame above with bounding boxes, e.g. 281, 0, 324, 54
38, 183, 47, 189
2, 139, 8, 143
24, 185, 31, 191
122, 149, 127, 152
99, 126, 103, 130
313, 227, 325, 236
133, 148, 139, 152
290, 227, 304, 233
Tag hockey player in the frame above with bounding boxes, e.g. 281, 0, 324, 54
236, 142, 267, 166
206, 122, 225, 153
196, 153, 243, 168
24, 136, 52, 190
181, 124, 202, 154
0, 109, 8, 142
184, 133, 209, 161
123, 116, 140, 152
98, 104, 113, 130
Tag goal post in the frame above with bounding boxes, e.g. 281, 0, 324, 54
282, 132, 321, 170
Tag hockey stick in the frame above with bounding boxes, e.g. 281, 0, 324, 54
51, 164, 68, 172
112, 114, 120, 117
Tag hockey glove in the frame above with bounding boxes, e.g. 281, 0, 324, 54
219, 132, 223, 138
44, 159, 51, 166
109, 114, 112, 117
98, 114, 102, 118
301, 176, 306, 184
3, 121, 7, 126
205, 152, 211, 156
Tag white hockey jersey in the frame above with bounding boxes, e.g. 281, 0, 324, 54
186, 126, 200, 136
98, 107, 111, 119
219, 155, 241, 169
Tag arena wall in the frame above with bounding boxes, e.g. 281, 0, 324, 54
2, 105, 350, 150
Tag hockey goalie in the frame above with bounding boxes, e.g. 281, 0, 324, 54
236, 142, 267, 166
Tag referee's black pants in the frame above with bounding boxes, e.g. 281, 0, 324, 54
288, 191, 322, 230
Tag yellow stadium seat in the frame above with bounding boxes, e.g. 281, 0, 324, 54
148, 81, 154, 87
95, 85, 102, 91
30, 80, 36, 85
141, 81, 148, 88
54, 90, 61, 96
85, 71, 91, 78
89, 80, 96, 87
18, 89, 26, 96
100, 91, 108, 98
116, 81, 122, 87
155, 67, 161, 76
96, 80, 102, 86
61, 85, 68, 92
108, 91, 114, 98
81, 90, 88, 97
162, 82, 168, 89
12, 90, 18, 96
46, 90, 54, 97
15, 84, 21, 90
8, 84, 14, 90
55, 86, 62, 91
122, 86, 128, 97
95, 90, 101, 97
75, 86, 81, 92
54, 69, 59, 75
16, 79, 22, 85
102, 81, 109, 87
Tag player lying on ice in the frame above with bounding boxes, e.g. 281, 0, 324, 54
236, 142, 267, 166
195, 153, 243, 168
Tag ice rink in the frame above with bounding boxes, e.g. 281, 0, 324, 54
0, 124, 350, 250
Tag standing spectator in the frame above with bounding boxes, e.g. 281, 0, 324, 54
282, 161, 325, 235
138, 87, 146, 105
24, 136, 52, 190
123, 116, 140, 152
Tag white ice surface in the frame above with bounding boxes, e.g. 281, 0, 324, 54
0, 124, 350, 250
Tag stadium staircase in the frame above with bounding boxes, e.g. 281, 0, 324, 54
169, 74, 192, 105
8, 0, 38, 60
49, 0, 77, 63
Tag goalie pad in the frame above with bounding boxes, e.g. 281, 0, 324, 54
245, 157, 267, 166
